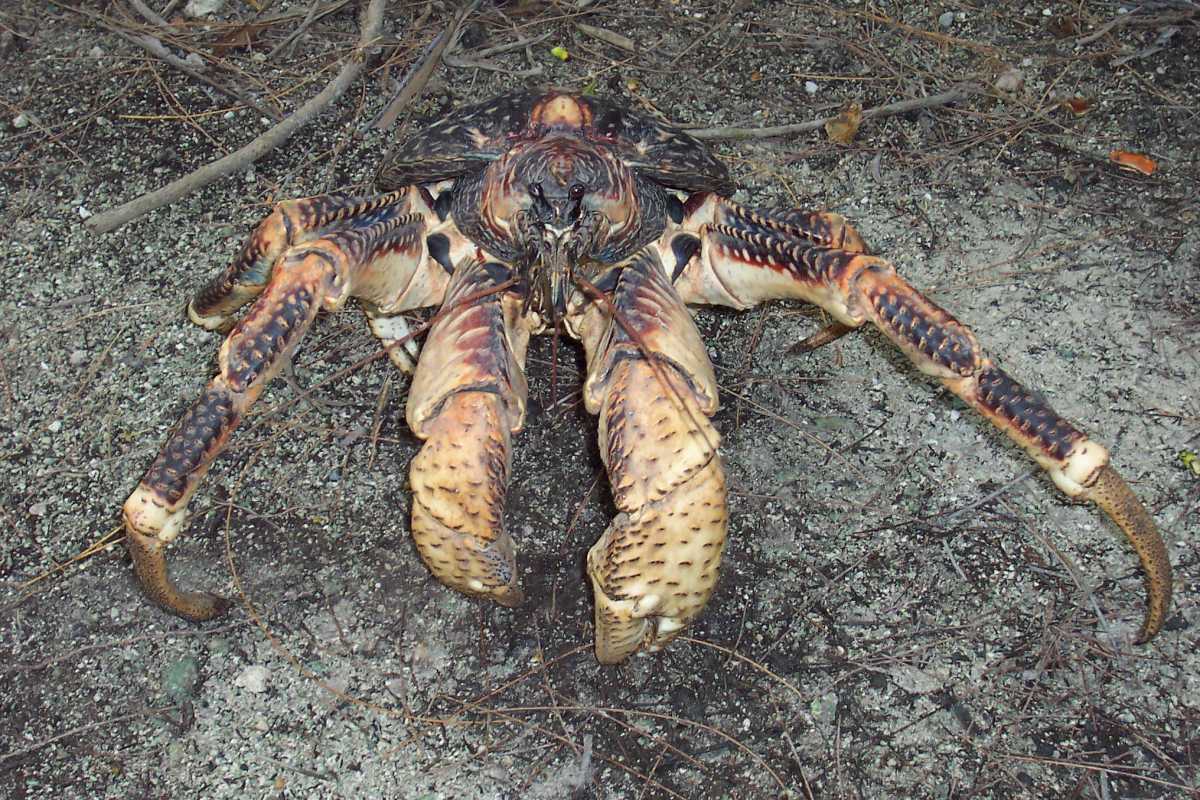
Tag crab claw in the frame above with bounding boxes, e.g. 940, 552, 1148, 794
409, 391, 525, 608
405, 259, 532, 609
586, 359, 728, 664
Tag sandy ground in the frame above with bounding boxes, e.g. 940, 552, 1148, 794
1, 2, 1197, 798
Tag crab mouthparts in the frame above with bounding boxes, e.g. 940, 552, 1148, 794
533, 231, 574, 316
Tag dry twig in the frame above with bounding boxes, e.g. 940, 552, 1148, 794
371, 0, 480, 130
121, 31, 284, 122
126, 0, 173, 30
689, 85, 976, 140
84, 0, 388, 235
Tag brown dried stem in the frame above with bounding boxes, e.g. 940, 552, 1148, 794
84, 0, 388, 235
371, 0, 481, 131
688, 85, 977, 141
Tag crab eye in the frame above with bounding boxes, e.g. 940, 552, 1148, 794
569, 183, 587, 200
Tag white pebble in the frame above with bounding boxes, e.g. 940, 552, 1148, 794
235, 665, 269, 693
804, 80, 818, 95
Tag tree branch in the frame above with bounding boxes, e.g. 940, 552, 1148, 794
688, 86, 976, 141
84, 0, 388, 235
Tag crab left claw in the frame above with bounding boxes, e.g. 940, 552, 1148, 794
568, 249, 728, 663
405, 259, 533, 607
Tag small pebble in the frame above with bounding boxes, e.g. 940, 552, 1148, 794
938, 11, 955, 28
184, 0, 225, 17
12, 113, 29, 130
804, 80, 818, 95
29, 502, 47, 517
48, 420, 62, 433
69, 350, 88, 367
236, 664, 269, 693
163, 657, 201, 701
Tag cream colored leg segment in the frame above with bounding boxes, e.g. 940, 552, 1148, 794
409, 390, 523, 606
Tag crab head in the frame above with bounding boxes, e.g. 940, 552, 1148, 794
484, 135, 642, 317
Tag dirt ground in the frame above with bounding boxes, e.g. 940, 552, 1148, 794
1, 1, 1197, 798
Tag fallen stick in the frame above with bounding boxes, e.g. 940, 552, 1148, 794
371, 0, 481, 131
687, 86, 976, 141
84, 0, 387, 235
126, 0, 173, 30
121, 31, 284, 122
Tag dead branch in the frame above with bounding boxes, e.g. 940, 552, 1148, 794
268, 0, 323, 60
121, 31, 284, 122
574, 22, 635, 52
126, 0, 172, 30
444, 29, 552, 73
687, 85, 976, 141
84, 0, 387, 235
371, 0, 480, 131
0, 707, 183, 768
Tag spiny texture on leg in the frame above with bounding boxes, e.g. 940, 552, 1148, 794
588, 359, 727, 664
674, 197, 1171, 642
406, 259, 531, 607
189, 190, 424, 331
671, 193, 871, 310
123, 253, 334, 620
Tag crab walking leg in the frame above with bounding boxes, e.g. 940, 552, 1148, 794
124, 199, 441, 620
187, 191, 419, 331
406, 260, 532, 607
568, 249, 728, 663
673, 194, 1172, 642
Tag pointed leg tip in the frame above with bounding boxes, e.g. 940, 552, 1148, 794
169, 590, 232, 622
125, 528, 231, 622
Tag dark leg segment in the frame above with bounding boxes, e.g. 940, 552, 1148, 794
124, 253, 334, 619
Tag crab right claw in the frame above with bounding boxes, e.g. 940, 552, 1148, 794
405, 259, 533, 607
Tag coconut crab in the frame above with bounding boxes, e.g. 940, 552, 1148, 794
122, 91, 1171, 663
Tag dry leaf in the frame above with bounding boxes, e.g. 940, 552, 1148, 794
824, 102, 862, 145
211, 22, 271, 55
1109, 150, 1157, 175
1061, 96, 1092, 116
1046, 15, 1079, 38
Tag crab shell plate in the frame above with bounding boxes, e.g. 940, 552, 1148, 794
377, 91, 736, 196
